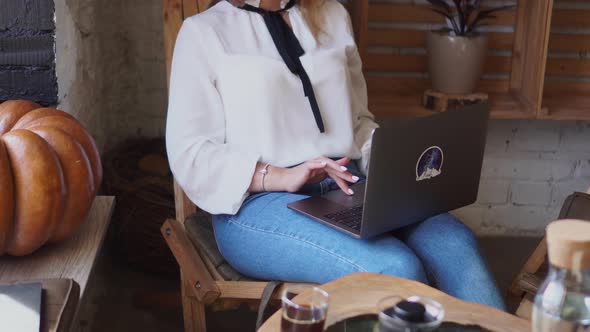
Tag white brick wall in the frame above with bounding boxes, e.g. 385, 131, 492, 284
477, 180, 510, 205
454, 120, 590, 236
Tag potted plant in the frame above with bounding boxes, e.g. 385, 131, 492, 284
426, 0, 513, 94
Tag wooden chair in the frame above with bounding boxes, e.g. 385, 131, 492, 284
510, 186, 590, 319
160, 1, 370, 331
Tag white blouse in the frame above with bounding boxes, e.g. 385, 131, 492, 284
166, 0, 378, 215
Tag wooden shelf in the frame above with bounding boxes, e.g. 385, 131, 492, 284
369, 92, 534, 120
541, 95, 590, 120
362, 1, 590, 121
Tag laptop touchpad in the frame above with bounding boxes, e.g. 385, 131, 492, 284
322, 183, 365, 207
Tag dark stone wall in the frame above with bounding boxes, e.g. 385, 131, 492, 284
0, 0, 57, 105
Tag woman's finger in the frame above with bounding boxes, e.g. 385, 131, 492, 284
326, 166, 359, 184
328, 171, 353, 195
307, 160, 328, 170
318, 157, 350, 174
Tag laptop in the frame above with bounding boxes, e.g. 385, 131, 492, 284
288, 103, 490, 239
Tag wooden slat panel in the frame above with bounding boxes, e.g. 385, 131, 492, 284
366, 76, 510, 95
351, 0, 369, 59
367, 29, 514, 50
542, 6, 590, 119
544, 81, 590, 95
551, 9, 590, 28
364, 54, 512, 74
183, 0, 198, 18
548, 33, 590, 53
546, 58, 590, 76
369, 4, 516, 26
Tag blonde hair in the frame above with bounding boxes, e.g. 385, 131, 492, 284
298, 0, 325, 38
213, 0, 326, 38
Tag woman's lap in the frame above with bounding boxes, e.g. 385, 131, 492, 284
213, 192, 505, 310
213, 192, 428, 284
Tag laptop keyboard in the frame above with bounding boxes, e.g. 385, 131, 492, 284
324, 205, 363, 232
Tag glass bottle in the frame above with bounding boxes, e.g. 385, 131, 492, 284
532, 219, 590, 332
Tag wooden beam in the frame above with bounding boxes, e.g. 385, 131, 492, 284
509, 0, 553, 117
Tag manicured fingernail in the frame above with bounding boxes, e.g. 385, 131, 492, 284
340, 166, 348, 171
320, 161, 327, 166
352, 176, 360, 182
348, 188, 354, 195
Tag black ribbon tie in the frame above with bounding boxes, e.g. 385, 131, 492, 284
240, 0, 325, 133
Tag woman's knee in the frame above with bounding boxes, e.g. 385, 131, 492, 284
362, 246, 428, 283
422, 213, 477, 246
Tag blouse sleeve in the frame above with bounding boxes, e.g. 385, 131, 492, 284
166, 19, 260, 215
342, 9, 379, 175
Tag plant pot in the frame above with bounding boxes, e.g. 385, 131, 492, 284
427, 32, 489, 95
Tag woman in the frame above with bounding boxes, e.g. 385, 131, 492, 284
166, 0, 505, 310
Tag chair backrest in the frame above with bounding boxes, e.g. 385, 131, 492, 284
163, 0, 369, 221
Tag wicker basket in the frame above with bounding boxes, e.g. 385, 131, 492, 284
103, 138, 178, 276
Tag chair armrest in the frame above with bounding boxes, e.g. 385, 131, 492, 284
174, 181, 197, 222
516, 272, 543, 296
161, 218, 220, 304
509, 238, 546, 297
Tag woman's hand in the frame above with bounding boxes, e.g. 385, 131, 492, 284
276, 157, 360, 195
278, 159, 329, 193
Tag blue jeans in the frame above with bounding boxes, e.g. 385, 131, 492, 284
212, 169, 505, 310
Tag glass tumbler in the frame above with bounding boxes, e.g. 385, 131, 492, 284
281, 285, 329, 332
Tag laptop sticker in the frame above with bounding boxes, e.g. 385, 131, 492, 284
416, 146, 444, 181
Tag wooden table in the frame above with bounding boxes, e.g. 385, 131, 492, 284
1, 279, 80, 332
0, 196, 115, 331
259, 273, 531, 332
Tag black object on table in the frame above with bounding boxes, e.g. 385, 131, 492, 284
325, 314, 494, 332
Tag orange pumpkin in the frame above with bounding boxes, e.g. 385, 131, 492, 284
0, 100, 102, 256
